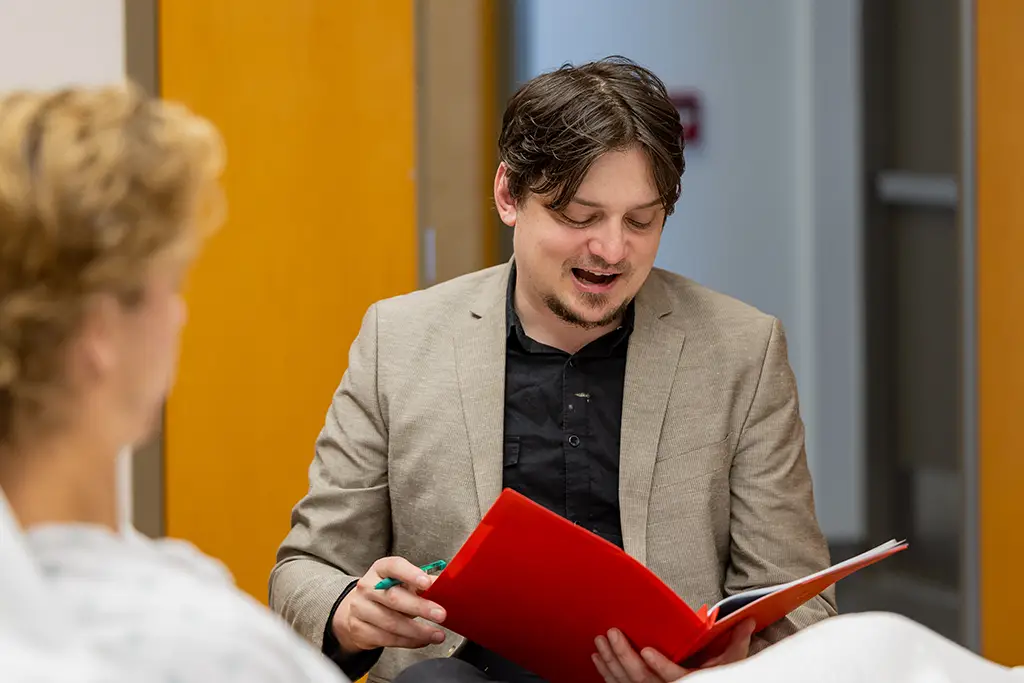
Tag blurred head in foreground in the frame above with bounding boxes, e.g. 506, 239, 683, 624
0, 83, 224, 529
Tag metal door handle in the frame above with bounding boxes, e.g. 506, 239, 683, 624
876, 171, 958, 208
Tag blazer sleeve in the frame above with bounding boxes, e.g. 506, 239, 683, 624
269, 303, 392, 651
724, 317, 838, 652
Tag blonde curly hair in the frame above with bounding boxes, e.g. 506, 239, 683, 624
0, 82, 225, 444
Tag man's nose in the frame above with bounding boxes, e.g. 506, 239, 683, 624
587, 222, 627, 266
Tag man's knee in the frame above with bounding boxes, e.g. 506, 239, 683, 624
393, 658, 494, 683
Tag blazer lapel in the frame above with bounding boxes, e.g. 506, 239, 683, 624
454, 263, 511, 519
619, 273, 685, 566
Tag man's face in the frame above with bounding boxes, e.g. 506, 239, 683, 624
497, 145, 665, 329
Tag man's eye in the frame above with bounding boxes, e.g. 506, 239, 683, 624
559, 213, 595, 227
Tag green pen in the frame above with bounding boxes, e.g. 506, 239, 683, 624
374, 559, 447, 590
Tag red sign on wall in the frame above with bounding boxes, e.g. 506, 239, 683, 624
670, 90, 702, 146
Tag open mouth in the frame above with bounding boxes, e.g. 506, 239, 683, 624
572, 268, 620, 287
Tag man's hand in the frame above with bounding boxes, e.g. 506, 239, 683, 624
593, 628, 689, 683
332, 557, 448, 654
593, 619, 756, 683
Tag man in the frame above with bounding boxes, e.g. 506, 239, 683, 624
270, 56, 836, 683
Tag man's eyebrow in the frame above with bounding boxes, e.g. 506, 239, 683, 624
571, 197, 662, 210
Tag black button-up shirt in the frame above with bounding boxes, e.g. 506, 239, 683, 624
457, 266, 633, 681
502, 267, 631, 548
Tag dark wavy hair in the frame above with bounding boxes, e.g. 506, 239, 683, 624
498, 55, 685, 215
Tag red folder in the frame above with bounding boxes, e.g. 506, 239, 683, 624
422, 489, 907, 683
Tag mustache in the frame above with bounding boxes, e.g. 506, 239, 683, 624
567, 259, 630, 275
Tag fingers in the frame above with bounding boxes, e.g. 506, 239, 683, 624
373, 556, 434, 592
349, 594, 446, 646
593, 652, 619, 683
347, 614, 440, 650
592, 621, 749, 682
607, 629, 656, 682
594, 634, 635, 683
368, 583, 447, 623
594, 630, 691, 683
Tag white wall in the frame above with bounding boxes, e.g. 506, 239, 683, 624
804, 0, 865, 543
0, 0, 125, 90
518, 0, 864, 541
0, 0, 129, 526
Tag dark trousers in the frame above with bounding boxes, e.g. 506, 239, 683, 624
393, 658, 498, 683
392, 643, 548, 683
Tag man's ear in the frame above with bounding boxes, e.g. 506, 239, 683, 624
494, 162, 518, 228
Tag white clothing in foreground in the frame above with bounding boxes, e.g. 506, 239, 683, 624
689, 611, 1022, 683
26, 524, 350, 683
0, 491, 55, 642
0, 492, 119, 682
0, 639, 118, 683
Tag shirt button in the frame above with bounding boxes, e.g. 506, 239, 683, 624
568, 435, 581, 447
568, 358, 576, 367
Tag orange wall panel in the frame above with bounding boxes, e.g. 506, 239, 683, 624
160, 1, 417, 601
977, 0, 1024, 665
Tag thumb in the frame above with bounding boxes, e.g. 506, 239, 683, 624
728, 619, 756, 658
740, 619, 757, 640
703, 619, 757, 668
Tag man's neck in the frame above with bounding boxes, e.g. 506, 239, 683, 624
0, 435, 118, 530
513, 285, 622, 354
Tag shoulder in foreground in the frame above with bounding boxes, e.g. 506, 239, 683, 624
31, 530, 347, 682
65, 569, 345, 683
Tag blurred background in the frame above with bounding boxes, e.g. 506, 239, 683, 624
1, 0, 1020, 666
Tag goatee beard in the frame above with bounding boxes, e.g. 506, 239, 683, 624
543, 293, 631, 330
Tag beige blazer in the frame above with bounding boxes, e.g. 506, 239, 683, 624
269, 261, 837, 682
